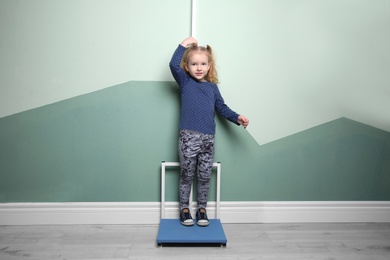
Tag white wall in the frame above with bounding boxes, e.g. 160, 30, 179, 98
1, 0, 389, 145
197, 0, 390, 144
0, 0, 189, 116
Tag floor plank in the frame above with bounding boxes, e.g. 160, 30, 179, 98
0, 223, 389, 259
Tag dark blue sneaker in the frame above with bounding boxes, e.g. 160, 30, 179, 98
196, 208, 209, 227
180, 208, 194, 226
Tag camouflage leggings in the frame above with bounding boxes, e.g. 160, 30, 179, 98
178, 129, 215, 210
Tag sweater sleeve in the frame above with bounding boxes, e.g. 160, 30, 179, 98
169, 45, 189, 87
214, 87, 240, 125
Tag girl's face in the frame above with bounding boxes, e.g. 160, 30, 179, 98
185, 51, 211, 82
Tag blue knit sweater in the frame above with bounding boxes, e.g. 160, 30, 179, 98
169, 45, 240, 135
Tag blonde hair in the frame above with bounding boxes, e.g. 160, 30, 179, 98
180, 45, 219, 84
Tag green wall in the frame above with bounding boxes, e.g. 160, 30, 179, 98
1, 81, 389, 202
1, 0, 389, 146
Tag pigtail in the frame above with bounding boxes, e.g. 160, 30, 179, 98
205, 45, 219, 84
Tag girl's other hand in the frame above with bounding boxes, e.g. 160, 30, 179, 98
238, 115, 249, 129
180, 37, 198, 48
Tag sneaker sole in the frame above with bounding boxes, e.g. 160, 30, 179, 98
196, 221, 209, 227
181, 221, 194, 226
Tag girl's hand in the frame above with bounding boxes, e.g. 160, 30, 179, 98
238, 115, 249, 129
180, 37, 198, 48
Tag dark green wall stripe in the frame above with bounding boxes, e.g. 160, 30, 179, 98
1, 81, 389, 202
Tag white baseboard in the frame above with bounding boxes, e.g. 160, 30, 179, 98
0, 201, 389, 225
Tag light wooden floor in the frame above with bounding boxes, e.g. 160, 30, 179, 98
1, 223, 390, 259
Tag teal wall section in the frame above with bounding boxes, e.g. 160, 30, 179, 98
220, 117, 390, 201
1, 81, 390, 202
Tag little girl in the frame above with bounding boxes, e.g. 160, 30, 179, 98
169, 37, 249, 226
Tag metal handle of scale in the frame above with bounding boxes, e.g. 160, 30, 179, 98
161, 161, 221, 219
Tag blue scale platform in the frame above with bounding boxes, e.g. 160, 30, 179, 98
156, 219, 227, 247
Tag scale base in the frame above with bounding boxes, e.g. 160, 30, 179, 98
156, 219, 227, 247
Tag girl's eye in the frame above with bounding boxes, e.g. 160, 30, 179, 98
190, 63, 207, 66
